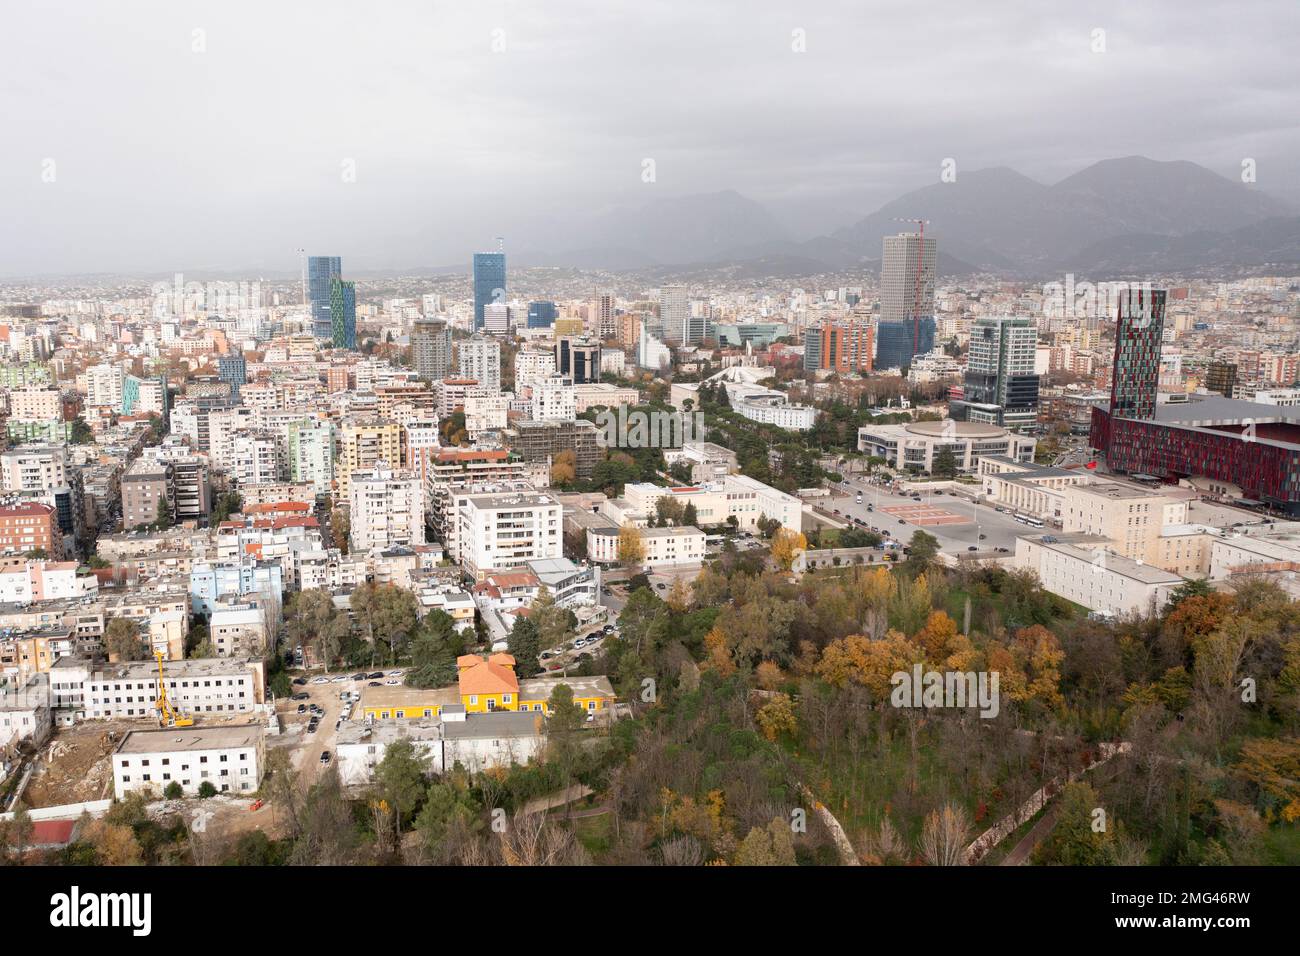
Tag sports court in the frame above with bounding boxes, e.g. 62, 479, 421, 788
880, 504, 971, 527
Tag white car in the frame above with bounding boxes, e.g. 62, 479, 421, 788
386, 670, 403, 677
385, 678, 401, 685
573, 638, 588, 649
331, 675, 348, 683
311, 677, 329, 684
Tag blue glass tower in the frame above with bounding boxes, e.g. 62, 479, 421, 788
307, 256, 341, 339
875, 317, 935, 371
527, 301, 557, 328
216, 353, 247, 400
473, 252, 506, 331
330, 279, 357, 350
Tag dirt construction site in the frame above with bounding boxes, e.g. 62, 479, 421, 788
20, 720, 133, 808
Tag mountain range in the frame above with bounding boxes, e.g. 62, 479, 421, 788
536, 157, 1299, 278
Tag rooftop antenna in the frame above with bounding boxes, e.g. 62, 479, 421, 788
892, 217, 930, 354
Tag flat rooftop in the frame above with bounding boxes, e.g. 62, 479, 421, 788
1028, 533, 1183, 585
116, 723, 263, 755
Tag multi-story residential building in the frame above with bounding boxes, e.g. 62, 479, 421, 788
287, 418, 334, 496
86, 657, 265, 723
531, 373, 577, 422
514, 347, 557, 393
112, 724, 264, 800
84, 362, 125, 410
803, 320, 874, 374
0, 502, 60, 556
411, 317, 452, 381
231, 430, 281, 487
457, 491, 563, 580
349, 462, 425, 552
0, 445, 66, 492
338, 420, 403, 500
457, 336, 501, 393
7, 386, 62, 422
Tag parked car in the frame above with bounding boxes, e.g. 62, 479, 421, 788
311, 676, 329, 684
350, 673, 367, 681
319, 751, 331, 763
386, 670, 403, 677
368, 681, 382, 687
385, 678, 401, 685
331, 675, 348, 683
307, 722, 319, 734
291, 692, 309, 701
967, 546, 978, 551
297, 704, 307, 714
367, 672, 383, 680
292, 677, 308, 686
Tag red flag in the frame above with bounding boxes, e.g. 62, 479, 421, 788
1085, 460, 1097, 470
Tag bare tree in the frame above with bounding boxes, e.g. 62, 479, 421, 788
919, 804, 972, 866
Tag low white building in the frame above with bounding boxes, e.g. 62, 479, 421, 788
858, 420, 1036, 473
736, 394, 817, 431
112, 724, 264, 800
335, 710, 544, 784
1013, 532, 1183, 618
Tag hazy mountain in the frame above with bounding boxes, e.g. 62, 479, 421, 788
830, 156, 1291, 275
1071, 216, 1300, 275
523, 158, 1293, 279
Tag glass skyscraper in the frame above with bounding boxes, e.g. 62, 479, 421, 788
307, 256, 342, 339
473, 252, 506, 331
330, 278, 356, 350
1109, 288, 1166, 421
527, 301, 557, 328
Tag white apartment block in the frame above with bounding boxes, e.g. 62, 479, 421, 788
515, 348, 557, 393
531, 374, 577, 422
349, 462, 426, 552
457, 490, 563, 580
85, 362, 125, 409
458, 337, 501, 393
464, 389, 510, 438
112, 724, 264, 800
232, 430, 282, 486
0, 445, 66, 492
85, 658, 264, 721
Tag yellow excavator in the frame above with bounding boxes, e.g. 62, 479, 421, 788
154, 649, 194, 728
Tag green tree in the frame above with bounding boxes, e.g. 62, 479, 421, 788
105, 617, 149, 661
407, 611, 460, 688
164, 781, 183, 800
373, 738, 429, 844
198, 781, 217, 799
508, 615, 542, 678
931, 446, 958, 479
154, 496, 173, 530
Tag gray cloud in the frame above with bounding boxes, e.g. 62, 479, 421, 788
2, 0, 1297, 275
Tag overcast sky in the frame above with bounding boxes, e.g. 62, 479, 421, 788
3, 0, 1298, 276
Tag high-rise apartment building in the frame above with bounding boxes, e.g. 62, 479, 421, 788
952, 316, 1041, 430
338, 421, 403, 501
288, 418, 335, 496
349, 462, 425, 552
1206, 361, 1238, 399
595, 292, 617, 340
308, 256, 342, 340
411, 318, 452, 381
803, 321, 874, 374
472, 251, 506, 331
457, 337, 501, 394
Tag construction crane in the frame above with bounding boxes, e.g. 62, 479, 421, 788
153, 649, 193, 728
892, 217, 931, 354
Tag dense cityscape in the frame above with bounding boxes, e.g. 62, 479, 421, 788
2, 0, 1296, 938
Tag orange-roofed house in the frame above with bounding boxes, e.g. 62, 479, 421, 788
456, 652, 520, 712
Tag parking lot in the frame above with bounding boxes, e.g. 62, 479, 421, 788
825, 478, 1027, 557
276, 668, 407, 779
